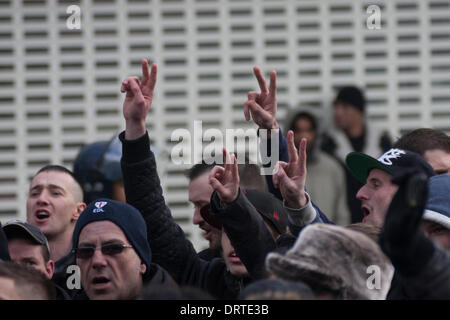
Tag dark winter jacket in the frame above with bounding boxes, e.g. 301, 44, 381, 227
52, 250, 79, 299
197, 247, 221, 261
387, 241, 450, 300
119, 131, 278, 299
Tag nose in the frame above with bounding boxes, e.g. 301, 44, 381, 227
91, 248, 108, 270
356, 184, 369, 201
36, 190, 50, 205
192, 206, 204, 225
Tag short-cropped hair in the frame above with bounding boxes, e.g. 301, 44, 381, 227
394, 128, 450, 156
0, 261, 56, 299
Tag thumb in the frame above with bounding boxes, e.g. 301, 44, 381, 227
246, 100, 263, 116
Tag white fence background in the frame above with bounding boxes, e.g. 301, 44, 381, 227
0, 0, 449, 251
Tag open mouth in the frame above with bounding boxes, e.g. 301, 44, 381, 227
199, 225, 212, 239
361, 205, 370, 217
92, 276, 111, 289
203, 229, 212, 239
228, 252, 241, 264
35, 210, 50, 222
361, 205, 372, 223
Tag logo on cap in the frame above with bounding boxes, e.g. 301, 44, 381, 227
273, 211, 280, 221
377, 149, 405, 166
93, 201, 108, 213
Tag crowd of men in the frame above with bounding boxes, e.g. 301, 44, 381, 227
0, 59, 449, 300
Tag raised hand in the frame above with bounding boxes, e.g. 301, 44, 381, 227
272, 130, 308, 208
379, 169, 432, 276
121, 58, 157, 140
244, 66, 278, 130
209, 148, 240, 204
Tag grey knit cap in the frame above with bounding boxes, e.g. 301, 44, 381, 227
266, 223, 394, 300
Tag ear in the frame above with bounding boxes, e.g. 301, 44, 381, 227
46, 260, 55, 279
140, 263, 147, 275
73, 202, 86, 221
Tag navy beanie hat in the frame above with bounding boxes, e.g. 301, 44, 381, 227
72, 199, 151, 275
334, 86, 366, 113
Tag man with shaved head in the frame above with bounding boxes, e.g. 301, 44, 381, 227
26, 165, 86, 296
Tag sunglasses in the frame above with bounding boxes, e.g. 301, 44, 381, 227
73, 243, 133, 259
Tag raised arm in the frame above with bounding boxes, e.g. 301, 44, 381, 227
121, 58, 157, 140
209, 148, 277, 280
273, 131, 308, 208
119, 59, 211, 287
244, 67, 288, 199
243, 67, 330, 231
273, 131, 327, 235
244, 66, 278, 131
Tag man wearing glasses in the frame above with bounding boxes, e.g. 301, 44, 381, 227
71, 198, 175, 300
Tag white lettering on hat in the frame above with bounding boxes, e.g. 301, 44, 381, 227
377, 149, 405, 166
93, 201, 107, 213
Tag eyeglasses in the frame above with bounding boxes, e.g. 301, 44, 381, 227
73, 243, 133, 259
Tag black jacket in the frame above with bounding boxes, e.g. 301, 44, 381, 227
52, 250, 80, 299
197, 247, 222, 261
387, 243, 450, 300
119, 131, 277, 299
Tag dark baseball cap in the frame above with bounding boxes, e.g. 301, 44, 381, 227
345, 148, 435, 184
0, 222, 11, 261
201, 189, 289, 235
3, 220, 51, 256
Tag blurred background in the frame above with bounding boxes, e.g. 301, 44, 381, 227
0, 0, 449, 251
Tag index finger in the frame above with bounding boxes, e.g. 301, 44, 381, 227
142, 62, 157, 97
287, 130, 299, 164
141, 58, 149, 84
253, 66, 268, 94
149, 63, 157, 92
210, 165, 225, 180
269, 70, 277, 98
231, 153, 239, 181
223, 147, 232, 168
298, 137, 307, 172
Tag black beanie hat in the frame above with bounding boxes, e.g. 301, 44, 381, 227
334, 86, 366, 113
72, 199, 151, 276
